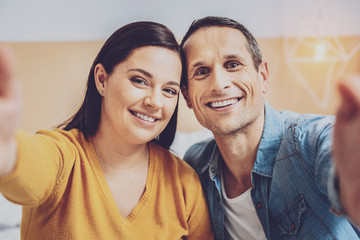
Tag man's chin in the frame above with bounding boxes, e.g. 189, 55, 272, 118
206, 124, 241, 136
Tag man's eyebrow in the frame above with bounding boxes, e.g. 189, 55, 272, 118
128, 68, 153, 78
189, 54, 244, 69
224, 54, 243, 60
190, 61, 206, 70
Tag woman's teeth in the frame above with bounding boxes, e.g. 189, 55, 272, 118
134, 112, 155, 122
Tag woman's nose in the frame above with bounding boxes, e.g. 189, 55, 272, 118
144, 91, 163, 109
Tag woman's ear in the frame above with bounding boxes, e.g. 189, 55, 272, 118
94, 63, 107, 96
181, 85, 192, 108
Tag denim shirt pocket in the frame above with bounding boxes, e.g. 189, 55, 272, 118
275, 194, 307, 236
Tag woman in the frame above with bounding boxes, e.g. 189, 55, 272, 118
0, 22, 213, 239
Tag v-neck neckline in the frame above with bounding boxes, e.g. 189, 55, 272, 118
86, 138, 156, 223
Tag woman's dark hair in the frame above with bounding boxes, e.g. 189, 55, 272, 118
180, 16, 262, 88
59, 21, 180, 149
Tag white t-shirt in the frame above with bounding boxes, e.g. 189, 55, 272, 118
220, 172, 267, 240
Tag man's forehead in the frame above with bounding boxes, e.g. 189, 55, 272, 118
184, 26, 246, 48
183, 26, 249, 62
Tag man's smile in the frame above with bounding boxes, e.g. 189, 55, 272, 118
206, 97, 241, 108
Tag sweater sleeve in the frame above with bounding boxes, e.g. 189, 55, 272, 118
186, 171, 214, 240
0, 129, 77, 206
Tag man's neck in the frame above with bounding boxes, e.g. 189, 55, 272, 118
214, 115, 264, 198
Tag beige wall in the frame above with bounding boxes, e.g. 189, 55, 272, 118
5, 37, 360, 133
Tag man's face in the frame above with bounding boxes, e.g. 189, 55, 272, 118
182, 26, 269, 136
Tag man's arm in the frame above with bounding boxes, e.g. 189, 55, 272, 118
333, 75, 360, 226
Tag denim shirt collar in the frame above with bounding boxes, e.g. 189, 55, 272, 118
197, 140, 222, 179
253, 102, 284, 177
198, 102, 284, 179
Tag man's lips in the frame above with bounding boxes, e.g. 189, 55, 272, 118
206, 97, 241, 108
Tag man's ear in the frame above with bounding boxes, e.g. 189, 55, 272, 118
94, 63, 107, 95
181, 85, 192, 108
259, 61, 269, 94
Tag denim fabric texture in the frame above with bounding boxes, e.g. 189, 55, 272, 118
184, 102, 359, 240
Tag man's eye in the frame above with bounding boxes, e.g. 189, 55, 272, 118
225, 61, 240, 69
130, 77, 148, 86
194, 67, 209, 76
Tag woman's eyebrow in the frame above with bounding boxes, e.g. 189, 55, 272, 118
167, 81, 180, 87
128, 68, 153, 78
128, 68, 179, 87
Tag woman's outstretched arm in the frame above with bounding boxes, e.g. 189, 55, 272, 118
333, 75, 360, 226
0, 45, 22, 177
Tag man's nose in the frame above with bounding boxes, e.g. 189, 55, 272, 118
209, 66, 231, 91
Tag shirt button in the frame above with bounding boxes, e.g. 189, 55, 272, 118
257, 203, 262, 209
291, 223, 295, 229
210, 167, 215, 173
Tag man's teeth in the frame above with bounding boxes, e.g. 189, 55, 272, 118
210, 98, 238, 108
135, 112, 155, 122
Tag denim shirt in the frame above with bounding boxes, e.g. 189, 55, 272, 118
184, 103, 359, 240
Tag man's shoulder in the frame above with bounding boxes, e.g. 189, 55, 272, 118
275, 110, 335, 157
183, 137, 216, 171
280, 111, 335, 135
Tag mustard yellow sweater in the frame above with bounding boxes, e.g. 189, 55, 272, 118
0, 129, 213, 240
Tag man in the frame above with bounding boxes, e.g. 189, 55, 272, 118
180, 16, 360, 239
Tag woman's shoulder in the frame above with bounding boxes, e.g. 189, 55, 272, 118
16, 128, 91, 156
33, 128, 87, 144
150, 143, 199, 178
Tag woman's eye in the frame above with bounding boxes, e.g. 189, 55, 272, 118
225, 61, 240, 69
163, 88, 178, 96
130, 77, 148, 86
194, 67, 209, 76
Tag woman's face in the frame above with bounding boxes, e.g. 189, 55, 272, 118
95, 46, 181, 145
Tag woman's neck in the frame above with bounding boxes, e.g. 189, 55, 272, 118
92, 130, 149, 174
